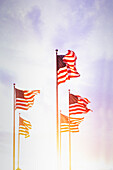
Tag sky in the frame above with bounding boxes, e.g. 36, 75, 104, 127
0, 0, 113, 170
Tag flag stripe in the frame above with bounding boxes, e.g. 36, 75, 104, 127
69, 103, 86, 109
61, 124, 79, 128
19, 126, 29, 130
19, 129, 29, 133
16, 100, 34, 106
16, 106, 30, 110
61, 128, 79, 133
61, 127, 79, 131
69, 107, 87, 112
69, 111, 88, 115
70, 117, 84, 120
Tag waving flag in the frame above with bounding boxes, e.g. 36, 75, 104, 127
69, 93, 92, 115
60, 113, 84, 133
15, 88, 40, 110
19, 116, 32, 138
57, 50, 80, 85
76, 95, 91, 106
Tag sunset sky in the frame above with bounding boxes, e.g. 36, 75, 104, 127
0, 0, 113, 170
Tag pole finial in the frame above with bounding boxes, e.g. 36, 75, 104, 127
56, 49, 58, 55
68, 89, 70, 93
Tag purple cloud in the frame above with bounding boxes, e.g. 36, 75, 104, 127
53, 0, 98, 48
0, 69, 14, 85
93, 59, 113, 109
27, 6, 42, 34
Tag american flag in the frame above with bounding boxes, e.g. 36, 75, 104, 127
57, 50, 80, 85
69, 93, 91, 115
15, 88, 40, 110
60, 113, 84, 133
19, 115, 32, 138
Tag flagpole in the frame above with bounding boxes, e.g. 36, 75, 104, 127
60, 110, 62, 170
60, 110, 61, 157
69, 89, 71, 170
17, 113, 21, 170
13, 83, 16, 170
56, 49, 59, 155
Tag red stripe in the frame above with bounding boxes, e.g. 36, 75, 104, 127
16, 106, 29, 110
58, 79, 66, 85
69, 103, 85, 108
69, 109, 87, 114
64, 59, 75, 62
58, 75, 68, 82
69, 107, 87, 111
16, 102, 29, 107
69, 112, 87, 115
57, 71, 67, 78
16, 98, 34, 103
16, 101, 34, 106
57, 66, 67, 73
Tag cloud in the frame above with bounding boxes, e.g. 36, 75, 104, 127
52, 0, 99, 49
0, 69, 14, 85
27, 6, 42, 34
51, 0, 113, 59
92, 59, 113, 109
0, 0, 44, 43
